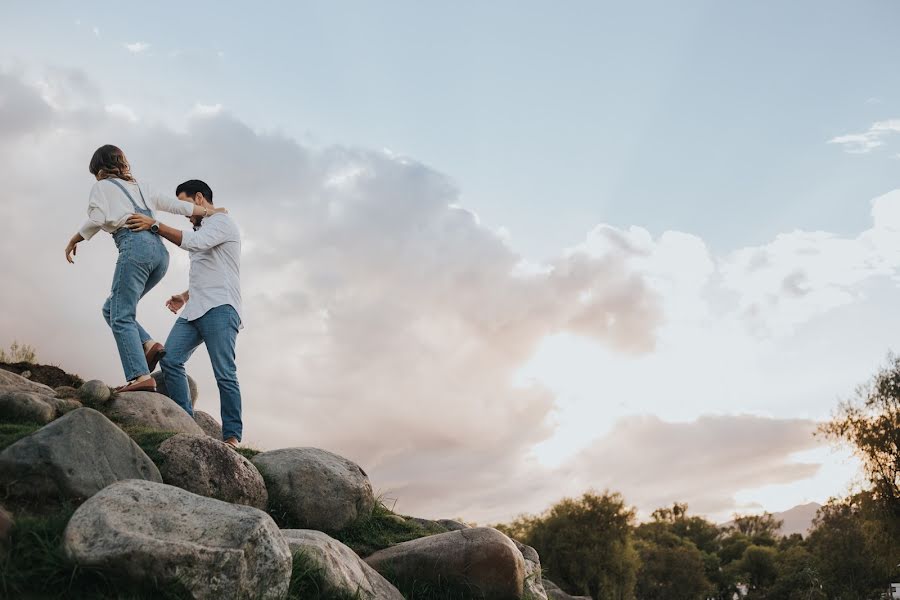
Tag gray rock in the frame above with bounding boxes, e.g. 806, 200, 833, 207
157, 434, 267, 509
438, 519, 471, 531
252, 447, 375, 532
282, 529, 404, 600
43, 396, 82, 416
77, 380, 111, 405
0, 390, 55, 423
0, 368, 55, 395
513, 539, 548, 600
542, 578, 592, 600
63, 479, 291, 600
151, 371, 199, 407
365, 527, 526, 599
54, 386, 80, 399
193, 410, 223, 439
104, 391, 204, 435
0, 408, 161, 507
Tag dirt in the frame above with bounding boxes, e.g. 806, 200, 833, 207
0, 363, 84, 389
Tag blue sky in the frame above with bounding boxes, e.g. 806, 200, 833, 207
2, 1, 899, 523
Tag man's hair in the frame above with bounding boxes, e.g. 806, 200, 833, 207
176, 179, 213, 204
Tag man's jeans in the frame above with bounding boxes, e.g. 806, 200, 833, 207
160, 305, 242, 441
103, 229, 169, 381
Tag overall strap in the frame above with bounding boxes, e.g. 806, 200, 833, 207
108, 179, 150, 212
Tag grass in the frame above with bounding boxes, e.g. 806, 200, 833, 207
0, 421, 43, 451
287, 551, 362, 599
0, 509, 191, 599
118, 425, 180, 466
331, 498, 449, 558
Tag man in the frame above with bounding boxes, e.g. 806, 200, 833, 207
125, 180, 243, 447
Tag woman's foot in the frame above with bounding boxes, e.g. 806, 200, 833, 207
223, 437, 240, 448
143, 341, 166, 372
116, 375, 157, 393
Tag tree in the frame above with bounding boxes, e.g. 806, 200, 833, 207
724, 513, 783, 546
503, 490, 640, 600
818, 353, 900, 516
768, 545, 826, 600
634, 524, 712, 600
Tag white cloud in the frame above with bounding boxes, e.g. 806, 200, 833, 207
104, 103, 138, 122
124, 42, 150, 54
190, 103, 223, 118
829, 118, 900, 154
92, 26, 100, 37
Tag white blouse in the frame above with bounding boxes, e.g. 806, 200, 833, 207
79, 178, 195, 240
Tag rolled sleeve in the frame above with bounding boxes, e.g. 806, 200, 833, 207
78, 219, 102, 241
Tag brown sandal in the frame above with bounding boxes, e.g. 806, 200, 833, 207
115, 378, 157, 393
145, 343, 166, 372
224, 437, 240, 448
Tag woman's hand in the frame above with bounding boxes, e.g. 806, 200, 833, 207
65, 234, 84, 264
126, 214, 155, 231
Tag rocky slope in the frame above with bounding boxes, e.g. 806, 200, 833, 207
0, 364, 589, 600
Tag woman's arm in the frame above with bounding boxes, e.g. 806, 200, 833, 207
149, 187, 225, 218
65, 233, 84, 264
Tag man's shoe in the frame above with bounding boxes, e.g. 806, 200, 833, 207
115, 378, 157, 393
145, 343, 166, 372
224, 437, 240, 448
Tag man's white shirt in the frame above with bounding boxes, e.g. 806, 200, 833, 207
179, 213, 243, 327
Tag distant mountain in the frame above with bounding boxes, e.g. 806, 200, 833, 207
719, 502, 822, 537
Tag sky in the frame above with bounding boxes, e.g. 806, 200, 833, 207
1, 1, 899, 525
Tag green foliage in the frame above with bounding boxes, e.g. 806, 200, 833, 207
502, 490, 640, 600
119, 425, 179, 466
819, 352, 900, 515
0, 509, 191, 599
331, 499, 448, 557
235, 446, 261, 460
633, 522, 712, 600
0, 421, 42, 450
287, 550, 361, 599
0, 340, 37, 364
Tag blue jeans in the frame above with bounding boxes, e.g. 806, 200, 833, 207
160, 305, 243, 441
103, 229, 169, 381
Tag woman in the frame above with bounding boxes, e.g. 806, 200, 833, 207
64, 145, 226, 392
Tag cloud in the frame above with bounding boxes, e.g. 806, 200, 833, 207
124, 42, 150, 54
190, 103, 223, 118
829, 119, 900, 154
105, 103, 138, 123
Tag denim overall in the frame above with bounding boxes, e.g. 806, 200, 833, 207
101, 180, 170, 381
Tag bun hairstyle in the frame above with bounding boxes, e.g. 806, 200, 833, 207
89, 144, 135, 182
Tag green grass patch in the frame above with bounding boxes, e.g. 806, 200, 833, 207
0, 421, 43, 451
331, 499, 449, 557
0, 508, 191, 599
119, 425, 179, 466
287, 550, 362, 599
235, 446, 261, 460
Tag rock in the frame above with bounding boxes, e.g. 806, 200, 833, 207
54, 385, 80, 398
406, 516, 444, 530
20, 370, 31, 379
156, 434, 267, 509
513, 539, 548, 600
63, 479, 291, 600
282, 529, 404, 600
151, 371, 199, 407
438, 519, 471, 531
77, 380, 111, 405
385, 514, 407, 526
542, 578, 592, 600
365, 527, 526, 599
0, 390, 55, 423
0, 505, 12, 558
103, 391, 203, 435
0, 408, 161, 507
252, 447, 375, 532
193, 410, 223, 439
43, 396, 83, 416
0, 368, 55, 395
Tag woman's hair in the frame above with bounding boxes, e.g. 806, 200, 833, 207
88, 145, 135, 182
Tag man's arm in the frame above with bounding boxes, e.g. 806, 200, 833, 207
126, 214, 231, 251
125, 214, 184, 245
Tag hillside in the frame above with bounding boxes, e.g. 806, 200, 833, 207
719, 501, 822, 538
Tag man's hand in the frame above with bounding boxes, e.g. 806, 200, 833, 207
64, 240, 78, 263
126, 214, 155, 231
166, 293, 186, 314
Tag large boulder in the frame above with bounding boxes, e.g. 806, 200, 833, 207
63, 479, 291, 600
0, 408, 161, 507
252, 447, 375, 531
193, 410, 223, 439
542, 578, 592, 600
0, 390, 55, 423
156, 434, 267, 509
0, 369, 55, 395
365, 527, 526, 599
438, 518, 471, 531
513, 539, 548, 600
282, 529, 404, 600
150, 371, 199, 407
103, 391, 203, 435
